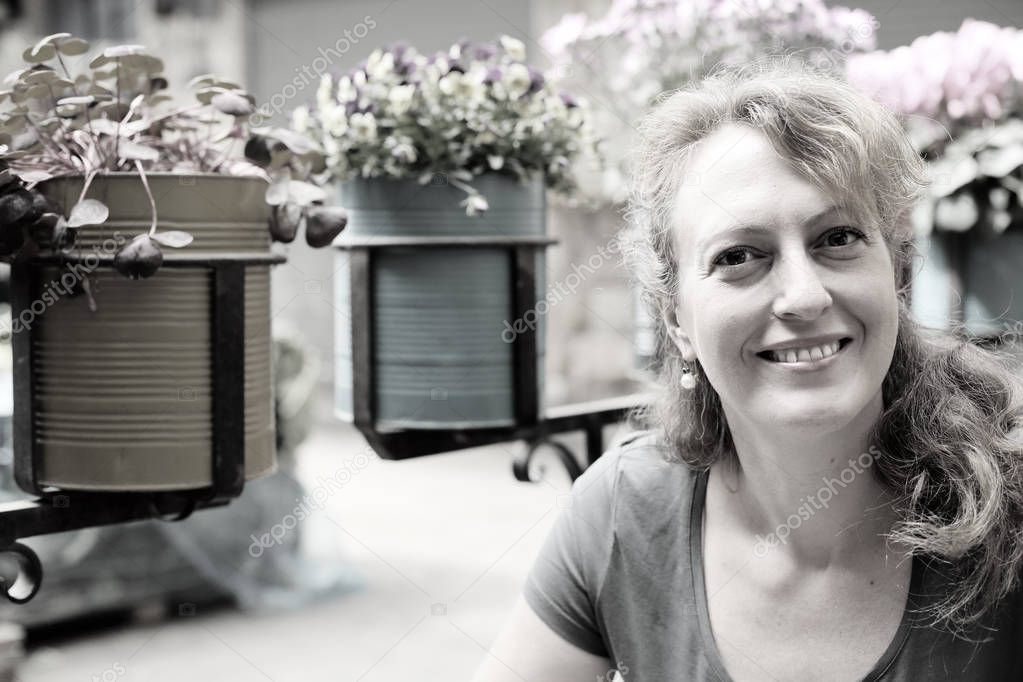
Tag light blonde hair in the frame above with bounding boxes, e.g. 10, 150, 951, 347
621, 56, 1023, 636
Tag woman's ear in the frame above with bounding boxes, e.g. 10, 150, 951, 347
661, 305, 696, 362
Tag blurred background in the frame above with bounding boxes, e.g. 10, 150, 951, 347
0, 0, 1020, 680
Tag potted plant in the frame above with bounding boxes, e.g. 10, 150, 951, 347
846, 19, 1023, 337
296, 35, 598, 429
0, 33, 347, 492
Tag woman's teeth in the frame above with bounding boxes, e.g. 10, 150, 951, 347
767, 340, 842, 364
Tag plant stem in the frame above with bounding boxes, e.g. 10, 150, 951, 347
114, 57, 121, 165
135, 160, 158, 236
76, 168, 97, 205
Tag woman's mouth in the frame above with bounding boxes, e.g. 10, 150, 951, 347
755, 337, 853, 367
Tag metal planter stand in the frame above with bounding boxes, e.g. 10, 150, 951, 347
0, 252, 284, 604
338, 235, 649, 481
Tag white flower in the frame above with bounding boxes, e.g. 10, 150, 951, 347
316, 73, 333, 110
487, 154, 504, 170
366, 49, 395, 80
388, 84, 416, 115
336, 76, 357, 103
349, 112, 377, 142
461, 193, 489, 216
503, 63, 531, 99
291, 105, 310, 133
500, 35, 527, 61
438, 71, 486, 105
322, 105, 348, 137
392, 141, 417, 164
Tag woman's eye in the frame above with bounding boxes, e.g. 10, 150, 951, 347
820, 226, 867, 248
713, 247, 760, 267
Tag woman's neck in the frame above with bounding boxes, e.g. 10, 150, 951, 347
716, 390, 905, 570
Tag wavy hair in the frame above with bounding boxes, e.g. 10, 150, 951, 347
620, 56, 1023, 635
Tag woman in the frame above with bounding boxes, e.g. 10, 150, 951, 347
471, 58, 1023, 681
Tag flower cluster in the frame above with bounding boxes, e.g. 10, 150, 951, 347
541, 0, 878, 202
293, 35, 598, 214
846, 20, 1023, 235
846, 19, 1023, 150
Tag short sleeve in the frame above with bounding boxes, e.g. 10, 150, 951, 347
522, 445, 622, 657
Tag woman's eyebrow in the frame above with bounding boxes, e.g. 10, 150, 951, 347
696, 205, 844, 259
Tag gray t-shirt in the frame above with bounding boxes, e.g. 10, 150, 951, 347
523, 430, 1023, 680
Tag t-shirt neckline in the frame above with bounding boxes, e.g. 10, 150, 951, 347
688, 466, 924, 681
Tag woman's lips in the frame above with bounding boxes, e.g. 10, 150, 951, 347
756, 337, 853, 370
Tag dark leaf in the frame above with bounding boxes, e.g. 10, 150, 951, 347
114, 234, 163, 279
304, 205, 348, 248
0, 188, 37, 229
244, 135, 272, 165
268, 203, 302, 243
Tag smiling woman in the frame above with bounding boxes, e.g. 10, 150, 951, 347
472, 57, 1023, 682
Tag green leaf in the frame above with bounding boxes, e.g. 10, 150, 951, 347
23, 43, 56, 64
286, 179, 326, 205
56, 37, 90, 56
67, 198, 109, 228
211, 91, 255, 116
118, 139, 160, 162
150, 230, 194, 248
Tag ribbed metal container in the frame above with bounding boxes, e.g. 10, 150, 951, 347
334, 174, 546, 429
20, 173, 276, 491
912, 228, 1023, 337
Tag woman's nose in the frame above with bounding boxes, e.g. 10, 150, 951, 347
770, 255, 832, 320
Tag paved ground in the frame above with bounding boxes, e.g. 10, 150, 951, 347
14, 411, 632, 682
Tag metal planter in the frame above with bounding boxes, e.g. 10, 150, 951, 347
912, 227, 1023, 337
11, 173, 277, 492
334, 174, 548, 430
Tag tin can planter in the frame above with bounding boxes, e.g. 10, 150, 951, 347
912, 226, 1023, 337
10, 173, 277, 492
334, 173, 548, 430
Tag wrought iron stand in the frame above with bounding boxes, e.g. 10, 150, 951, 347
339, 236, 650, 483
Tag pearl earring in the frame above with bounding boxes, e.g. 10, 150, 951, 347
680, 360, 697, 390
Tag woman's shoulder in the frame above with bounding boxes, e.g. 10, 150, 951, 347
576, 429, 702, 526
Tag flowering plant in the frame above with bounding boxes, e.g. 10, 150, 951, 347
846, 19, 1023, 150
846, 20, 1023, 235
541, 0, 878, 202
292, 35, 598, 215
0, 33, 345, 290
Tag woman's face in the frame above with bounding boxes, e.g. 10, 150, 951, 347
664, 123, 899, 435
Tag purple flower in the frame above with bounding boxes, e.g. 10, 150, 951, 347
390, 41, 410, 60
447, 60, 466, 74
484, 67, 503, 84
559, 91, 578, 108
527, 66, 545, 94
473, 43, 497, 61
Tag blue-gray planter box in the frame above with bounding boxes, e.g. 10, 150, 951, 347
334, 174, 547, 429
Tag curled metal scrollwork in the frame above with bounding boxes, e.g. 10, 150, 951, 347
513, 437, 584, 484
